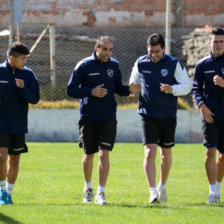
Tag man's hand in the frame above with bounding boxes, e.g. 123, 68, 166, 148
214, 75, 224, 88
127, 93, 136, 101
15, 78, 24, 88
91, 84, 108, 98
199, 104, 214, 123
160, 83, 173, 94
129, 82, 141, 93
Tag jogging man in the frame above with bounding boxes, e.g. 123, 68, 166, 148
193, 27, 224, 203
0, 42, 40, 205
129, 33, 192, 203
67, 36, 141, 205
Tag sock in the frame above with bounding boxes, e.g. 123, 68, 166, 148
158, 181, 166, 189
150, 187, 157, 193
209, 184, 216, 195
97, 186, 105, 194
84, 181, 93, 190
216, 181, 222, 195
6, 182, 14, 195
0, 180, 6, 191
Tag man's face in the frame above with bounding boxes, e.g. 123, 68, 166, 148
95, 41, 113, 63
9, 54, 28, 70
210, 35, 224, 58
147, 44, 165, 63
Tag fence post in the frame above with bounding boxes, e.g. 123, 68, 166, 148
49, 24, 56, 88
165, 0, 171, 55
8, 24, 13, 46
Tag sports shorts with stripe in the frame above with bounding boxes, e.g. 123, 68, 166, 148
140, 115, 176, 148
0, 130, 28, 155
78, 119, 117, 154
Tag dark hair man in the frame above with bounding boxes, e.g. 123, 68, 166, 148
129, 33, 192, 203
193, 27, 224, 203
67, 36, 141, 205
0, 42, 40, 205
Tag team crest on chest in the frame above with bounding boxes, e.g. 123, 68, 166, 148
161, 69, 168, 77
222, 68, 224, 75
107, 69, 114, 78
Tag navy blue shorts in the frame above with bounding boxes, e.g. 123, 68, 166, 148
0, 130, 28, 155
202, 120, 224, 153
141, 115, 176, 148
78, 119, 117, 154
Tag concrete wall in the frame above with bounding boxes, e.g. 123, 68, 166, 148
27, 109, 203, 143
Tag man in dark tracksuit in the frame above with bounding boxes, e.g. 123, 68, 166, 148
0, 42, 40, 205
129, 33, 192, 203
193, 27, 224, 203
67, 36, 140, 205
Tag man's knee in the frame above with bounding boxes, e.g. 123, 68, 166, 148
98, 149, 109, 162
0, 148, 8, 163
206, 148, 216, 160
83, 153, 94, 163
144, 145, 157, 161
8, 155, 20, 168
218, 153, 224, 163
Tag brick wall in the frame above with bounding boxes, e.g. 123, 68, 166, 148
0, 0, 224, 28
185, 0, 224, 15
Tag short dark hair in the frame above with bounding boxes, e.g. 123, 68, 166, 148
7, 42, 30, 58
147, 33, 165, 49
211, 27, 224, 36
96, 36, 112, 48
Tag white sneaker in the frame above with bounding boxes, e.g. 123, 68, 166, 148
149, 190, 160, 204
207, 194, 219, 204
157, 186, 167, 202
83, 188, 93, 203
95, 192, 108, 205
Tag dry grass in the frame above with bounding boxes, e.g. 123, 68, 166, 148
30, 98, 191, 110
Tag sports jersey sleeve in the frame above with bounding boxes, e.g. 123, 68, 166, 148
67, 63, 92, 99
171, 62, 192, 96
17, 71, 40, 104
129, 60, 141, 84
114, 64, 130, 96
192, 63, 204, 107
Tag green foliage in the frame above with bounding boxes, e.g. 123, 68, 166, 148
0, 143, 224, 223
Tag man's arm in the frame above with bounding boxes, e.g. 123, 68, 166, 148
192, 63, 214, 123
128, 60, 141, 100
192, 64, 205, 107
168, 62, 192, 96
16, 73, 40, 104
66, 64, 92, 99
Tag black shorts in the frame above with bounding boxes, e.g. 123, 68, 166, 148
202, 120, 224, 153
141, 115, 176, 148
0, 130, 28, 155
78, 119, 117, 154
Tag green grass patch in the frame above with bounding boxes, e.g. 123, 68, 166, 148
1, 143, 223, 224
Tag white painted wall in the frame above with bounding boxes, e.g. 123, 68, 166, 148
27, 109, 202, 143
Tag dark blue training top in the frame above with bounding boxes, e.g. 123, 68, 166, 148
0, 60, 40, 134
67, 52, 130, 122
193, 53, 224, 120
131, 54, 190, 118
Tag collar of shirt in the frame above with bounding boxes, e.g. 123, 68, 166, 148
210, 52, 224, 61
